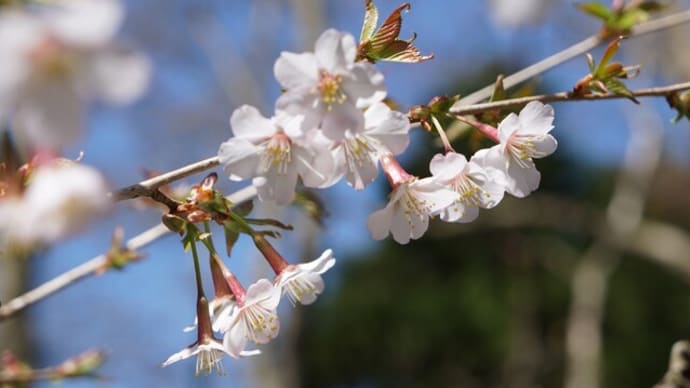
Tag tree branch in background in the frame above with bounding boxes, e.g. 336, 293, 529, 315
450, 81, 690, 116
112, 156, 219, 201
455, 9, 690, 107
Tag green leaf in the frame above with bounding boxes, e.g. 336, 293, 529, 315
615, 9, 649, 31
596, 37, 622, 76
604, 78, 639, 103
360, 0, 379, 43
232, 200, 254, 217
576, 2, 613, 21
223, 222, 240, 257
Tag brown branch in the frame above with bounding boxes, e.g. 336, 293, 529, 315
450, 81, 690, 116
0, 185, 257, 321
454, 9, 690, 108
112, 156, 219, 201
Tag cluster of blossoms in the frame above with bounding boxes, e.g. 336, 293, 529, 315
0, 157, 111, 252
161, 176, 336, 374
0, 0, 150, 151
217, 27, 558, 245
0, 0, 148, 253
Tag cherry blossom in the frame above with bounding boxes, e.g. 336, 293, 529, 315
477, 101, 557, 198
215, 279, 282, 359
275, 249, 336, 305
1, 163, 111, 249
274, 29, 386, 140
0, 0, 150, 150
163, 296, 259, 375
330, 102, 411, 190
367, 155, 457, 244
218, 105, 335, 205
429, 151, 505, 223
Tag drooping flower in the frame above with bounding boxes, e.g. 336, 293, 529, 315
275, 249, 336, 305
163, 296, 259, 375
429, 151, 505, 223
330, 102, 411, 190
367, 154, 457, 244
0, 0, 150, 150
217, 105, 335, 205
478, 101, 557, 198
274, 29, 386, 141
215, 278, 282, 359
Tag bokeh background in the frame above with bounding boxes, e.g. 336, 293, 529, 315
2, 0, 690, 387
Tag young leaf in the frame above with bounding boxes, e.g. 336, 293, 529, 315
576, 2, 613, 21
357, 2, 433, 63
360, 0, 379, 43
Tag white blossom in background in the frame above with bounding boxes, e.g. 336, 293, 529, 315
1, 163, 111, 248
0, 0, 150, 150
429, 151, 505, 223
367, 155, 457, 244
488, 0, 551, 28
477, 101, 557, 198
328, 102, 411, 190
218, 105, 335, 205
216, 279, 282, 359
274, 28, 386, 140
275, 249, 336, 306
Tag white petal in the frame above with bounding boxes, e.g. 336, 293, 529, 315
517, 101, 554, 136
230, 105, 276, 141
429, 152, 468, 182
320, 101, 364, 141
367, 206, 393, 241
47, 0, 123, 48
297, 249, 336, 274
162, 345, 198, 367
344, 63, 386, 108
390, 204, 415, 244
218, 138, 261, 181
258, 166, 299, 205
274, 51, 318, 90
505, 161, 540, 198
497, 112, 520, 145
223, 319, 249, 359
87, 45, 150, 104
314, 29, 356, 74
13, 77, 83, 149
245, 279, 281, 309
531, 134, 558, 158
363, 103, 410, 155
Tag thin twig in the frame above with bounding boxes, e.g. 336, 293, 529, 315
112, 156, 219, 201
454, 9, 690, 108
0, 185, 257, 321
449, 81, 690, 116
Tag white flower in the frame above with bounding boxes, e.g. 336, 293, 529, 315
429, 151, 505, 223
217, 279, 282, 359
478, 101, 557, 198
489, 0, 550, 27
1, 163, 111, 248
182, 295, 236, 333
218, 105, 335, 205
275, 249, 336, 305
274, 29, 386, 141
0, 0, 150, 150
367, 177, 457, 244
331, 102, 410, 190
161, 338, 260, 376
